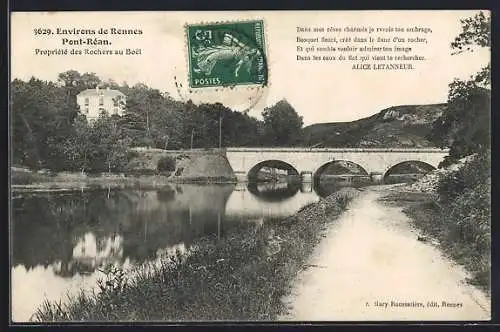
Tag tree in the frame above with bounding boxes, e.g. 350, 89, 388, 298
120, 84, 164, 148
11, 78, 46, 168
60, 115, 96, 173
220, 107, 260, 147
154, 98, 185, 149
261, 99, 303, 146
12, 69, 270, 174
450, 11, 490, 86
101, 79, 121, 90
91, 114, 131, 173
427, 11, 491, 165
451, 11, 490, 53
11, 77, 80, 170
58, 70, 101, 95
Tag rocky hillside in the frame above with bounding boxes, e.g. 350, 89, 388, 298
301, 104, 446, 148
405, 154, 478, 193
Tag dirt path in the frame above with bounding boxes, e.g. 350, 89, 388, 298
279, 186, 490, 321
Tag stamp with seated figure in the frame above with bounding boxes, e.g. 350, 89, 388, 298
186, 20, 268, 88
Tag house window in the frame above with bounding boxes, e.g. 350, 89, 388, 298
84, 98, 89, 106
99, 96, 104, 106
84, 107, 89, 114
114, 95, 124, 107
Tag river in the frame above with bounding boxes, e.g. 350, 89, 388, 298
10, 174, 418, 322
11, 178, 352, 322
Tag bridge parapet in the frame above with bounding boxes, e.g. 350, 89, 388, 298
226, 147, 450, 153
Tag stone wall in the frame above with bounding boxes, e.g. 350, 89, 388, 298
127, 148, 236, 182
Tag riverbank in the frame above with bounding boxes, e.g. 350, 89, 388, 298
32, 188, 360, 321
12, 149, 237, 191
11, 169, 237, 192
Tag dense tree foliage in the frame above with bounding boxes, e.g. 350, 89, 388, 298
428, 11, 491, 166
261, 99, 304, 146
11, 71, 304, 173
11, 77, 79, 170
450, 11, 490, 53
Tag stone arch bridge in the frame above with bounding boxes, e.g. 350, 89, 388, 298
224, 147, 449, 181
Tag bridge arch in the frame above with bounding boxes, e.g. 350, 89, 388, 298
247, 159, 299, 182
314, 160, 369, 179
383, 160, 436, 179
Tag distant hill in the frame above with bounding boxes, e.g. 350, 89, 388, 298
301, 104, 447, 148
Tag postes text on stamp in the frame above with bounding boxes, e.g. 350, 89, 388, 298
186, 20, 267, 88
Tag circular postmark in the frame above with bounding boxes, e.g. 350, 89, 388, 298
173, 75, 269, 114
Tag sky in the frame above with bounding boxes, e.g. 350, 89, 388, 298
11, 10, 490, 125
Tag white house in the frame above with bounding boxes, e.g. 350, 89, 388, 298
76, 86, 126, 119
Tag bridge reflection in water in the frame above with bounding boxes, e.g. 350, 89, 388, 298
225, 180, 319, 219
11, 167, 428, 321
11, 181, 322, 321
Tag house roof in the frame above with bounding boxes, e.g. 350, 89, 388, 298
77, 88, 126, 98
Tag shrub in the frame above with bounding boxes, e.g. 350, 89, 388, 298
126, 150, 140, 161
446, 180, 490, 244
12, 171, 36, 185
434, 149, 491, 288
175, 167, 184, 176
125, 169, 157, 177
436, 150, 490, 204
157, 156, 176, 173
11, 170, 53, 185
176, 154, 190, 160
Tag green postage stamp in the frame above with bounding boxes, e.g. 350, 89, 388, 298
186, 20, 268, 88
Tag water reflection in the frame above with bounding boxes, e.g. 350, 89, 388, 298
11, 182, 322, 321
314, 175, 372, 197
225, 181, 320, 219
11, 174, 419, 321
247, 179, 301, 201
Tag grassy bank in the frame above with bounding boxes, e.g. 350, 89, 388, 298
11, 169, 237, 191
32, 188, 359, 322
11, 171, 172, 191
384, 151, 491, 293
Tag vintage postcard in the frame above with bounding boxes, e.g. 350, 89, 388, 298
9, 10, 491, 322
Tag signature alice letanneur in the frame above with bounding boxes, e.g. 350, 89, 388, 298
372, 300, 464, 308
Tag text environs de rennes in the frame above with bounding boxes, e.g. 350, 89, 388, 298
56, 28, 143, 46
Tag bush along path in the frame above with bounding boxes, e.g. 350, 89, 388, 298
33, 188, 360, 322
401, 151, 491, 293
